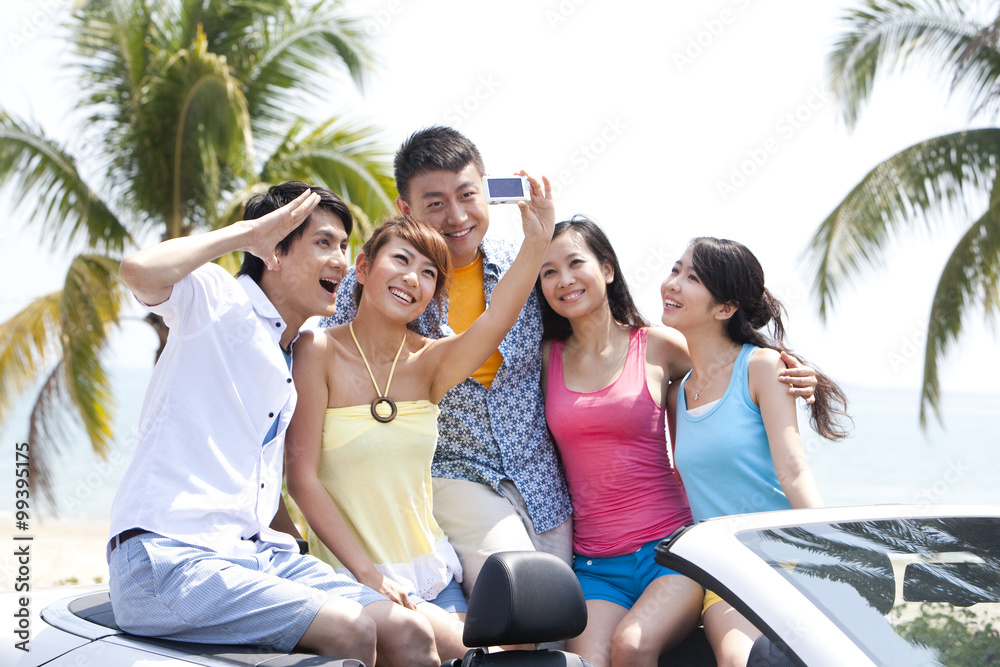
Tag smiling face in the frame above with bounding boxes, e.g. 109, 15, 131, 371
356, 237, 441, 322
396, 163, 489, 268
660, 247, 723, 333
539, 230, 614, 322
268, 209, 350, 327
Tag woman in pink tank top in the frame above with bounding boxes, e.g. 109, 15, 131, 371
536, 216, 819, 667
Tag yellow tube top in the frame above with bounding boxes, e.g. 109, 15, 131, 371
308, 400, 462, 599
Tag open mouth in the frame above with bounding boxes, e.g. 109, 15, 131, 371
444, 227, 473, 239
663, 298, 682, 309
560, 290, 584, 302
389, 287, 415, 304
319, 278, 339, 295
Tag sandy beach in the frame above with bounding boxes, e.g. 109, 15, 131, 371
2, 519, 111, 591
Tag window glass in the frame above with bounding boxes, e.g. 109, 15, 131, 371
738, 517, 1000, 666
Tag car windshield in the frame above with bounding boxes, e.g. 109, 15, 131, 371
738, 516, 1000, 667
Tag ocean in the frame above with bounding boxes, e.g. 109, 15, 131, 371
1, 365, 999, 521
806, 385, 1000, 507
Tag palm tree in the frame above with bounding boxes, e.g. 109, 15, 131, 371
805, 0, 1000, 426
0, 0, 397, 507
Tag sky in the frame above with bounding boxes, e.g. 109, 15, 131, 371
1, 0, 998, 410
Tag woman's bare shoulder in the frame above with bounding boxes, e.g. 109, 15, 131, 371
748, 346, 786, 387
646, 325, 687, 350
645, 325, 690, 367
749, 346, 783, 369
294, 325, 350, 359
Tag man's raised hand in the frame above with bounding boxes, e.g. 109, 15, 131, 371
243, 190, 320, 270
516, 171, 555, 245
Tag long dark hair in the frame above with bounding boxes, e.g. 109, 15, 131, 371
688, 237, 851, 440
539, 215, 649, 340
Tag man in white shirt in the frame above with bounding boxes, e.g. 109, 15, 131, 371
108, 182, 439, 666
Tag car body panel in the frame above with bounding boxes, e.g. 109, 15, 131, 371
657, 503, 1000, 667
658, 517, 874, 666
3, 585, 361, 666
3, 585, 103, 667
40, 641, 196, 666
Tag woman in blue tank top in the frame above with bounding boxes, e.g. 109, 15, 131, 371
662, 237, 851, 667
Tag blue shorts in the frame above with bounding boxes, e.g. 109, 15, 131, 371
109, 533, 387, 652
413, 577, 468, 614
573, 538, 683, 609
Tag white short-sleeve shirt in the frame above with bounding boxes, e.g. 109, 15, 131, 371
108, 264, 299, 559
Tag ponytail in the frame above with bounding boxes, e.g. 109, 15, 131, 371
689, 237, 851, 441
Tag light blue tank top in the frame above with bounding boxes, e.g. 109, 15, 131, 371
674, 343, 791, 523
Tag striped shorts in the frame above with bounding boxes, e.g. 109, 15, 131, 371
109, 532, 386, 652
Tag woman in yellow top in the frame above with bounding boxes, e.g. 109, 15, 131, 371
285, 172, 554, 663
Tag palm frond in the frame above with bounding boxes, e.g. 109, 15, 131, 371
346, 202, 377, 248
72, 2, 255, 235
0, 294, 62, 427
261, 117, 396, 224
59, 254, 130, 455
829, 0, 1000, 127
0, 254, 128, 507
177, 0, 294, 54
805, 129, 1000, 317
953, 6, 1000, 117
0, 112, 130, 253
153, 24, 254, 237
920, 199, 1000, 425
242, 0, 374, 140
69, 0, 156, 215
72, 0, 153, 107
27, 364, 70, 509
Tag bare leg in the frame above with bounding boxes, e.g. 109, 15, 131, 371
361, 600, 440, 667
296, 597, 376, 664
610, 574, 702, 666
703, 599, 761, 667
568, 599, 629, 667
416, 603, 467, 662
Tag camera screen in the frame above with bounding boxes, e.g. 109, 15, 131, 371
488, 178, 525, 197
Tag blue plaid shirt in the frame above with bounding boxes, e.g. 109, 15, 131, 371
320, 237, 572, 533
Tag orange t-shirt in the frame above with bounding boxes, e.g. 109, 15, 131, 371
449, 254, 504, 389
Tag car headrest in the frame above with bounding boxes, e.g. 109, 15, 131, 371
462, 551, 588, 647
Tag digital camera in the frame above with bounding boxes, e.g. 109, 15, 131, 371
483, 175, 531, 205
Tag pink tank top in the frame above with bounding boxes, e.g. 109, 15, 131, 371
546, 327, 693, 557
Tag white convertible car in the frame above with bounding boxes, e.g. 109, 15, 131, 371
4, 504, 998, 666
655, 503, 1000, 666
